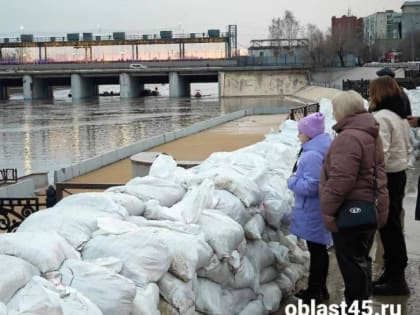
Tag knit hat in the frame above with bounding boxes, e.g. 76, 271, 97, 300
376, 67, 395, 78
298, 112, 325, 138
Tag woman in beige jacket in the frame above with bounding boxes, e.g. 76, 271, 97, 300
369, 76, 411, 296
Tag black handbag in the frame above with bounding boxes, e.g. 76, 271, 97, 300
336, 144, 378, 231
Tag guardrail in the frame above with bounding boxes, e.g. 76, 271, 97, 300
0, 197, 46, 232
0, 168, 18, 184
55, 182, 122, 201
289, 103, 320, 121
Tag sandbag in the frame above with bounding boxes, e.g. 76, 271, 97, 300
158, 273, 194, 314
0, 232, 80, 273
0, 255, 40, 304
238, 299, 267, 315
213, 189, 250, 226
132, 283, 160, 315
244, 214, 265, 240
198, 210, 245, 260
258, 282, 282, 312
60, 259, 136, 315
124, 176, 186, 207
103, 192, 145, 216
82, 232, 171, 286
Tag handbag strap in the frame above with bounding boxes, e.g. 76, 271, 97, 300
292, 147, 303, 174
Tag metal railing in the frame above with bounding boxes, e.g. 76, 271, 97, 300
55, 182, 123, 201
0, 198, 46, 232
0, 168, 18, 184
289, 103, 320, 121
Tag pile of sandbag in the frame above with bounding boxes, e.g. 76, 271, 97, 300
0, 102, 329, 314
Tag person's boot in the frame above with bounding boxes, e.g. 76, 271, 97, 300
295, 288, 325, 304
372, 268, 389, 286
372, 273, 410, 296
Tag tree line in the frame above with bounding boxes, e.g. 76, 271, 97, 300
269, 10, 420, 66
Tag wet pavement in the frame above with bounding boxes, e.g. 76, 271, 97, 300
276, 163, 420, 315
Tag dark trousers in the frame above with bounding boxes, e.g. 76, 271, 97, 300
307, 241, 329, 292
333, 229, 375, 305
379, 171, 408, 274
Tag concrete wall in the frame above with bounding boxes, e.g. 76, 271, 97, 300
219, 70, 308, 97
53, 106, 290, 184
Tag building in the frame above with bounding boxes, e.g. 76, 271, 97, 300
246, 38, 308, 65
364, 10, 401, 44
401, 1, 420, 38
332, 15, 364, 41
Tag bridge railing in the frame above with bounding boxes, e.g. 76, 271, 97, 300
0, 168, 18, 184
289, 103, 320, 121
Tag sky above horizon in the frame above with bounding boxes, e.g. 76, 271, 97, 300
0, 0, 408, 50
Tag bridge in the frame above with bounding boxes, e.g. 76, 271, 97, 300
0, 60, 310, 99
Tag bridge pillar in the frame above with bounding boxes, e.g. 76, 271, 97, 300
169, 72, 190, 97
0, 83, 8, 100
71, 74, 98, 99
22, 75, 51, 100
120, 73, 144, 98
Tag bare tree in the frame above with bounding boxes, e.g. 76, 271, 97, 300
269, 10, 301, 47
305, 23, 325, 66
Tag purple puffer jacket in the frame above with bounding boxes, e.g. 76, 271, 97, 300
287, 133, 332, 245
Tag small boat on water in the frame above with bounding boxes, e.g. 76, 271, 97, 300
194, 90, 202, 98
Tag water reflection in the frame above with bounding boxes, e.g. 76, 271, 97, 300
1, 83, 295, 182
0, 89, 221, 181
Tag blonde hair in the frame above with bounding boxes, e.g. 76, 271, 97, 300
332, 90, 365, 120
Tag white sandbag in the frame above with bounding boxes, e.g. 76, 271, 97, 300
82, 232, 171, 286
54, 192, 129, 217
103, 192, 145, 216
276, 273, 294, 296
213, 189, 250, 226
158, 300, 196, 315
258, 282, 282, 312
227, 152, 268, 183
262, 227, 280, 243
83, 257, 123, 274
0, 232, 80, 273
0, 303, 6, 315
197, 255, 257, 290
244, 214, 265, 240
222, 288, 257, 315
260, 266, 278, 284
158, 273, 194, 314
214, 172, 262, 207
194, 278, 256, 315
289, 244, 310, 265
193, 278, 223, 315
238, 299, 267, 315
124, 176, 186, 207
198, 210, 245, 260
144, 179, 215, 224
0, 255, 40, 304
262, 198, 291, 230
60, 259, 136, 315
96, 217, 140, 235
149, 154, 177, 179
19, 193, 129, 250
268, 242, 290, 270
128, 216, 202, 235
245, 240, 275, 287
7, 276, 63, 315
60, 287, 104, 315
132, 283, 160, 315
119, 219, 211, 281
18, 209, 92, 250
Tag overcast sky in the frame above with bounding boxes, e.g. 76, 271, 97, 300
0, 0, 408, 49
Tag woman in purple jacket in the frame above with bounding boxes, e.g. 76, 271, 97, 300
287, 112, 332, 303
